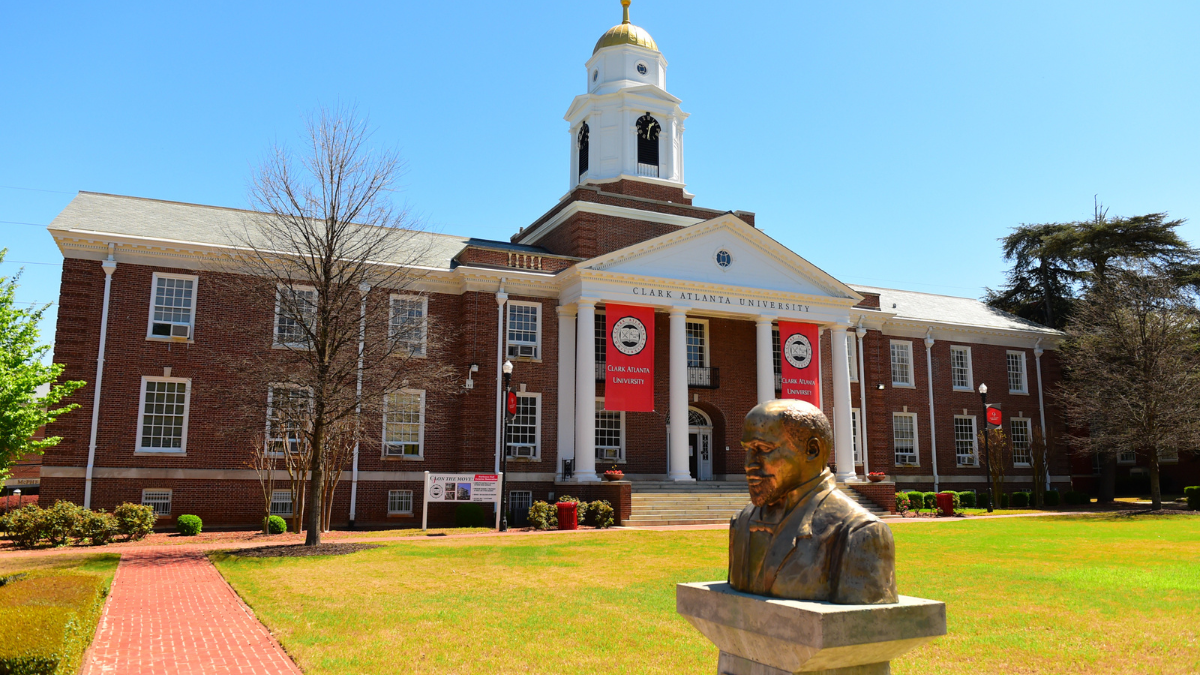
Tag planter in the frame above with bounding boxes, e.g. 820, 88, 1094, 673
602, 473, 623, 482
867, 475, 885, 483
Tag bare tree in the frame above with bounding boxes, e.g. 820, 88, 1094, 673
1057, 266, 1200, 510
217, 105, 457, 545
1029, 427, 1049, 507
320, 417, 357, 532
247, 432, 279, 533
979, 427, 1010, 508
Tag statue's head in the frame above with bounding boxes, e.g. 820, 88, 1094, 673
741, 400, 832, 507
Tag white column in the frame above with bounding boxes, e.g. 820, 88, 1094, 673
668, 308, 693, 481
855, 324, 870, 477
557, 305, 577, 480
574, 299, 599, 482
924, 331, 939, 492
756, 316, 775, 404
830, 325, 856, 483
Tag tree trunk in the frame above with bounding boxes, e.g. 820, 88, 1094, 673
305, 418, 325, 546
1149, 451, 1162, 511
1097, 452, 1116, 503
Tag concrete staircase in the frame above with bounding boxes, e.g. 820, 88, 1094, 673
624, 480, 887, 526
625, 481, 748, 527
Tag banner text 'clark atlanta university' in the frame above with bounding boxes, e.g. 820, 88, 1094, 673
778, 321, 820, 407
605, 304, 655, 412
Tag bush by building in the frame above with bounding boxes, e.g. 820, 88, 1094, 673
176, 515, 202, 536
113, 503, 156, 541
959, 491, 976, 508
977, 492, 991, 509
0, 573, 108, 675
527, 501, 557, 530
1011, 492, 1030, 508
1043, 489, 1061, 507
454, 504, 486, 528
1185, 486, 1199, 511
265, 515, 287, 534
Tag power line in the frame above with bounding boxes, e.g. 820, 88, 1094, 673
0, 260, 62, 266
0, 220, 47, 227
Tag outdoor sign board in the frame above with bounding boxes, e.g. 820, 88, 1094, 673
421, 472, 502, 530
506, 391, 518, 416
777, 321, 821, 407
604, 303, 656, 411
986, 406, 1003, 426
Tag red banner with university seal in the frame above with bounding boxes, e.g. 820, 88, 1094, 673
778, 321, 820, 406
604, 304, 655, 412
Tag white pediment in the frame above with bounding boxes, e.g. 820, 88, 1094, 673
580, 215, 860, 301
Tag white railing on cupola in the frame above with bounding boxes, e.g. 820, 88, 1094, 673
637, 163, 659, 178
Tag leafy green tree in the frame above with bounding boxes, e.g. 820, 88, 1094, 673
0, 249, 85, 482
985, 222, 1080, 330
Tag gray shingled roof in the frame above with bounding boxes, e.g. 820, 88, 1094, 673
47, 192, 472, 270
849, 284, 1061, 335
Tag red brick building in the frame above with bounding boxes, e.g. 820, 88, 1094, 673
39, 7, 1073, 526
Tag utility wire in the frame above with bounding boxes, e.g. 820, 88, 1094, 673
0, 260, 62, 266
1, 220, 47, 227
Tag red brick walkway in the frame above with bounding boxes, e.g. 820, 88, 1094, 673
82, 548, 301, 675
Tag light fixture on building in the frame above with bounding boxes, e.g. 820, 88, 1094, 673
876, 383, 885, 390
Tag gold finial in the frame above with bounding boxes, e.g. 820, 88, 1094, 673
621, 0, 631, 24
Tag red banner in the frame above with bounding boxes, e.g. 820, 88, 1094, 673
778, 321, 820, 406
605, 304, 655, 412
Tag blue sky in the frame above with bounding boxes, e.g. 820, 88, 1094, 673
3, 1, 1199, 355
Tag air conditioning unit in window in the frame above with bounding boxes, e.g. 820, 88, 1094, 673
169, 324, 191, 341
509, 445, 535, 458
507, 344, 538, 359
596, 447, 621, 461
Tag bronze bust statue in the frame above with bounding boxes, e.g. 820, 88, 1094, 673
729, 400, 898, 605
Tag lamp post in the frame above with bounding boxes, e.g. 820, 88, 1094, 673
978, 383, 994, 513
499, 360, 514, 532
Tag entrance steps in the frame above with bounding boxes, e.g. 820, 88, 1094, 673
624, 480, 887, 526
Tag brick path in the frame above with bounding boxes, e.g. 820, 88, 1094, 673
82, 548, 301, 675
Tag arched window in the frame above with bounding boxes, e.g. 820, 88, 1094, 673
635, 113, 660, 177
577, 121, 590, 177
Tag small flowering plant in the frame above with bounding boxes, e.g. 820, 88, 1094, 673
603, 469, 624, 481
868, 471, 886, 477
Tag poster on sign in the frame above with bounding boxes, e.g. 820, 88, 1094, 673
605, 304, 655, 411
778, 321, 821, 407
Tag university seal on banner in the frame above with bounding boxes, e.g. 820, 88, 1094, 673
783, 333, 813, 369
612, 316, 648, 356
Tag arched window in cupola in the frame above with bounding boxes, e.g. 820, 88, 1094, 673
578, 121, 590, 178
635, 113, 661, 177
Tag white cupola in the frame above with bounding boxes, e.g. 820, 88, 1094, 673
564, 0, 689, 194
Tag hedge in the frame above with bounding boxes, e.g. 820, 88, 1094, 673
454, 503, 486, 528
894, 493, 910, 512
977, 492, 991, 509
1, 502, 155, 549
905, 492, 926, 512
1064, 491, 1091, 506
1044, 489, 1061, 507
1011, 492, 1030, 508
959, 491, 976, 508
0, 574, 107, 675
265, 515, 287, 534
1182, 486, 1200, 511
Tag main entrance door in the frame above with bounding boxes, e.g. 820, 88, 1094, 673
670, 409, 713, 481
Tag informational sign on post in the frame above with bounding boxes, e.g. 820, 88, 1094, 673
986, 406, 1003, 426
422, 472, 502, 530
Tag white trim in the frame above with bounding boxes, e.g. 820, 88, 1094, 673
274, 283, 317, 349
1006, 350, 1029, 394
952, 415, 978, 467
851, 408, 861, 465
134, 376, 191, 455
595, 397, 626, 462
383, 389, 426, 459
1010, 417, 1032, 466
505, 392, 542, 460
387, 489, 414, 515
388, 293, 428, 357
518, 200, 704, 246
892, 412, 919, 466
145, 272, 198, 342
141, 488, 172, 518
506, 300, 543, 361
950, 345, 973, 391
685, 317, 711, 367
890, 340, 915, 387
847, 334, 858, 382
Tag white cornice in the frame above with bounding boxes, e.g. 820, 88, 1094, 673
518, 201, 703, 246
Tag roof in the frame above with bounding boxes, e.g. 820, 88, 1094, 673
47, 192, 473, 270
848, 284, 1061, 336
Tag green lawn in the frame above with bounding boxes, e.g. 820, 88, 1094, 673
212, 514, 1200, 675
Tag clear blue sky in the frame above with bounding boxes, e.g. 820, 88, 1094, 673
3, 1, 1199, 354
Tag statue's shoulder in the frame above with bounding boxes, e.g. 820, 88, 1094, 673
731, 502, 755, 529
815, 487, 883, 530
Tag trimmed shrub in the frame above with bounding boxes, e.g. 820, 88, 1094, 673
922, 492, 937, 510
176, 515, 202, 536
0, 574, 108, 675
905, 492, 925, 512
42, 502, 84, 547
894, 493, 910, 513
113, 503, 156, 541
1043, 489, 1061, 507
74, 511, 117, 546
527, 501, 557, 530
1011, 492, 1030, 508
1000, 493, 1010, 509
1185, 486, 1200, 511
454, 503, 486, 528
977, 492, 991, 509
959, 491, 976, 508
589, 500, 615, 528
2, 504, 46, 549
265, 515, 287, 534
1063, 491, 1091, 506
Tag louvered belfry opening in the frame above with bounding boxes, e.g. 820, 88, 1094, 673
578, 121, 590, 177
636, 112, 660, 176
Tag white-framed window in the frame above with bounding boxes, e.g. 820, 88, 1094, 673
146, 272, 197, 340
388, 490, 414, 515
1159, 448, 1179, 463
851, 408, 861, 464
274, 284, 316, 348
510, 490, 533, 517
890, 341, 914, 387
384, 390, 425, 458
270, 490, 293, 517
265, 384, 312, 455
505, 393, 541, 459
893, 412, 918, 465
506, 301, 542, 360
950, 346, 973, 391
141, 489, 172, 518
389, 294, 428, 357
772, 327, 782, 391
135, 377, 190, 453
685, 319, 709, 367
953, 415, 977, 466
1007, 351, 1028, 394
596, 399, 625, 461
1118, 449, 1136, 464
1011, 418, 1032, 466
594, 310, 607, 378
847, 334, 859, 382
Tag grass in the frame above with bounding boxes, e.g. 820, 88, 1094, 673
212, 514, 1200, 675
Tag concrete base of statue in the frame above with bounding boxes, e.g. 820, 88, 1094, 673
677, 582, 945, 675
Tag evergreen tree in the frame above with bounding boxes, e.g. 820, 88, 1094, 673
0, 249, 85, 482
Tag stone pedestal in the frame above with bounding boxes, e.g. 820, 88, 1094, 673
677, 582, 945, 674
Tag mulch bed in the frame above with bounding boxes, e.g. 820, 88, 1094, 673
230, 543, 382, 558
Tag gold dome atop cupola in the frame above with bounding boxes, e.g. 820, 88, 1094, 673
593, 0, 658, 54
